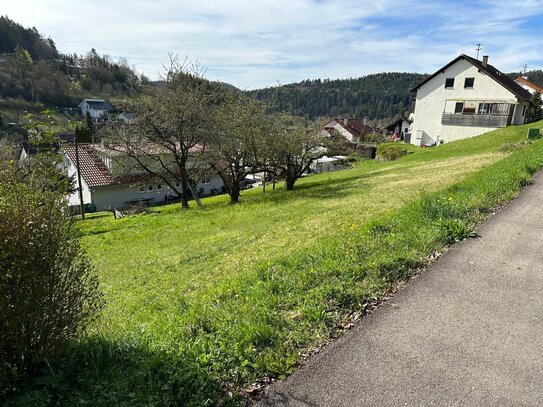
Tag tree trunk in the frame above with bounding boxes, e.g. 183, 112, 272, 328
180, 173, 190, 209
285, 177, 296, 191
186, 181, 203, 207
230, 181, 241, 204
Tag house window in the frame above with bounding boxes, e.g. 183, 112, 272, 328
464, 78, 475, 88
478, 103, 491, 114
445, 78, 455, 88
175, 181, 180, 187
148, 184, 154, 191
454, 102, 464, 113
157, 183, 162, 190
201, 178, 210, 184
139, 185, 145, 193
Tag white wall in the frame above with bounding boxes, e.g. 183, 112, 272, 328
91, 176, 226, 212
63, 153, 93, 206
412, 59, 522, 145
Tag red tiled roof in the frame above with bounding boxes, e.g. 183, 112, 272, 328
323, 118, 374, 138
64, 144, 114, 187
514, 77, 543, 94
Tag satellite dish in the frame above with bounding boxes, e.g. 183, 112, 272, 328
408, 113, 415, 122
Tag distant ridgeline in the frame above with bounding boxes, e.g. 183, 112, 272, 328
0, 16, 145, 108
247, 70, 543, 125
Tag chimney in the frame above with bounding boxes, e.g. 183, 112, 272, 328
482, 55, 489, 67
363, 116, 368, 126
343, 117, 348, 126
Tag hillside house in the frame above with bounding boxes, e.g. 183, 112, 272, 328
78, 98, 113, 121
514, 76, 543, 101
321, 118, 373, 143
410, 54, 531, 146
384, 116, 413, 139
62, 143, 224, 212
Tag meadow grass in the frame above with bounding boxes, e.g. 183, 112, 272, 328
9, 122, 543, 406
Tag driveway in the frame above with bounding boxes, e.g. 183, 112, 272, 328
258, 172, 543, 406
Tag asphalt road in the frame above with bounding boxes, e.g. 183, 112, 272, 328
258, 172, 543, 407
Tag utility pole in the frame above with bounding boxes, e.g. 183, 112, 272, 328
475, 43, 482, 60
74, 127, 85, 219
523, 64, 528, 76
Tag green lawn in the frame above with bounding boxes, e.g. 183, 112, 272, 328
11, 122, 543, 406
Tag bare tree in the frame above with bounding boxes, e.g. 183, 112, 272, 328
208, 91, 270, 204
270, 115, 329, 191
104, 57, 218, 209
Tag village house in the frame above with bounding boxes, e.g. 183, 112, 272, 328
78, 98, 113, 121
514, 76, 543, 101
320, 118, 373, 143
62, 143, 225, 212
410, 54, 531, 146
384, 115, 413, 139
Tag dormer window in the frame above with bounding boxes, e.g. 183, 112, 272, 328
445, 78, 455, 88
464, 78, 475, 88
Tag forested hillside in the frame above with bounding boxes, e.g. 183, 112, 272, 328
246, 73, 428, 123
248, 71, 543, 125
0, 16, 145, 108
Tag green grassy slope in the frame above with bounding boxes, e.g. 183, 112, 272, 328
10, 122, 543, 406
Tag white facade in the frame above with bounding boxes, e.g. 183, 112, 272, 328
411, 57, 529, 146
62, 150, 225, 212
321, 120, 357, 143
514, 77, 543, 102
78, 99, 111, 120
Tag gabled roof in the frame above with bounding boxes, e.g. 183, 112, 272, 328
410, 54, 532, 101
323, 118, 373, 139
78, 99, 113, 111
64, 144, 114, 187
384, 117, 410, 131
514, 76, 543, 94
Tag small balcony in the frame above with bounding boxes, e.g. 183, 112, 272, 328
441, 113, 509, 128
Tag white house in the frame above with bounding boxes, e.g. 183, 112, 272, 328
384, 116, 413, 138
78, 99, 113, 121
514, 76, 543, 102
62, 143, 225, 212
321, 118, 373, 143
410, 54, 531, 146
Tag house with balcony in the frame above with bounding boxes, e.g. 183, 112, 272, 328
410, 54, 531, 146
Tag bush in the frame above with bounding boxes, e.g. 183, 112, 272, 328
0, 156, 103, 395
376, 142, 413, 161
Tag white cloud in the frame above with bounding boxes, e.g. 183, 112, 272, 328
2, 0, 543, 88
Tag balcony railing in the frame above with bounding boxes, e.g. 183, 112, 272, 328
441, 113, 509, 128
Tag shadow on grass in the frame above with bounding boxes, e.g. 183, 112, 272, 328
5, 336, 231, 407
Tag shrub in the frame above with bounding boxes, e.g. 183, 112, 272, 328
0, 153, 103, 395
376, 142, 413, 161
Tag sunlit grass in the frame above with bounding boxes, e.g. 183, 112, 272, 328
11, 122, 543, 406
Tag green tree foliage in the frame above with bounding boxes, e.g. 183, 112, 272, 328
0, 125, 103, 395
0, 17, 145, 107
525, 91, 543, 124
247, 73, 428, 121
0, 16, 58, 60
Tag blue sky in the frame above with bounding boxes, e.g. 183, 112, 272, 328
3, 0, 543, 89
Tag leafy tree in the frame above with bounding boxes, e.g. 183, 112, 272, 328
0, 121, 103, 395
525, 91, 543, 124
